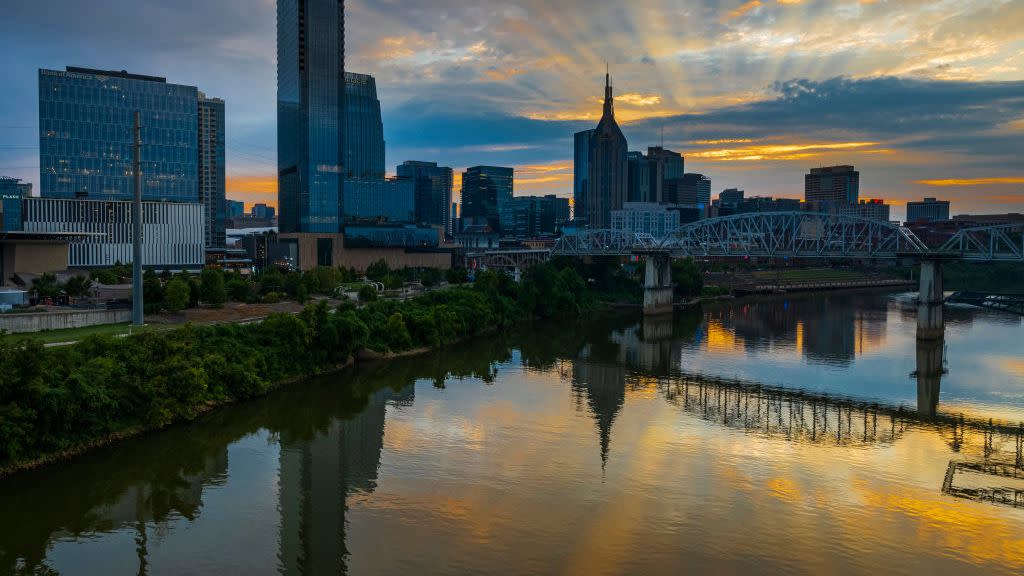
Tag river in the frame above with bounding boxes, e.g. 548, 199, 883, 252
2, 289, 1023, 575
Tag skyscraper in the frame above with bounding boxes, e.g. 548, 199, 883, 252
278, 0, 346, 233
677, 173, 711, 206
626, 151, 650, 203
586, 74, 628, 228
344, 72, 384, 180
646, 146, 684, 203
805, 165, 859, 207
461, 166, 513, 232
906, 197, 951, 222
398, 161, 454, 236
573, 129, 594, 224
198, 95, 226, 247
38, 67, 201, 202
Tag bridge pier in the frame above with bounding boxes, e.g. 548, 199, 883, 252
917, 259, 944, 340
643, 253, 674, 316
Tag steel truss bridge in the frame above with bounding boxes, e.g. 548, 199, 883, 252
551, 212, 1024, 261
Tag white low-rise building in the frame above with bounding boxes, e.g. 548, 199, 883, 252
21, 198, 205, 269
610, 202, 680, 240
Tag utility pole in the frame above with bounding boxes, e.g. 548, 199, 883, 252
132, 111, 144, 326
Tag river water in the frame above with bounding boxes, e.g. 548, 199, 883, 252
2, 290, 1023, 575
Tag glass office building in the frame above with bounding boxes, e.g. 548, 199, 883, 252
38, 67, 199, 203
0, 177, 24, 232
345, 72, 384, 180
461, 166, 513, 233
573, 129, 594, 224
198, 95, 226, 247
278, 0, 346, 233
397, 161, 453, 236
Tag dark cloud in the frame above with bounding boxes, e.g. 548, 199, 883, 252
627, 76, 1024, 157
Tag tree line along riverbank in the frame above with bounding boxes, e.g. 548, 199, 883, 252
0, 260, 632, 475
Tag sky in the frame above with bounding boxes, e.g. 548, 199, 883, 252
0, 0, 1022, 219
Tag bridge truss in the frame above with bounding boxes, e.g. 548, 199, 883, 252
551, 229, 659, 257
466, 249, 551, 271
938, 223, 1024, 261
659, 212, 929, 259
553, 213, 1024, 262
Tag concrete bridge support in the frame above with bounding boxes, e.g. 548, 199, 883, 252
643, 254, 674, 316
917, 259, 944, 340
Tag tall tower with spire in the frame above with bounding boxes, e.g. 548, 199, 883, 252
586, 72, 629, 228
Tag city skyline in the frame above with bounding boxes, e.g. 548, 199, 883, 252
1, 0, 1023, 219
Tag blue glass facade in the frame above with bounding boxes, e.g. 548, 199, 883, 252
461, 166, 513, 232
499, 194, 570, 238
397, 161, 453, 236
343, 178, 414, 223
39, 67, 199, 202
226, 199, 246, 219
278, 0, 346, 233
345, 72, 384, 180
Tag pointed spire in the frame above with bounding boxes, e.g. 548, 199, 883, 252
603, 67, 614, 118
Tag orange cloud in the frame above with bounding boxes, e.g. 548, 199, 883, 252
517, 163, 572, 175
484, 67, 524, 81
688, 141, 881, 162
726, 0, 762, 21
694, 138, 755, 145
915, 177, 1024, 187
616, 93, 662, 107
226, 175, 277, 194
517, 174, 573, 186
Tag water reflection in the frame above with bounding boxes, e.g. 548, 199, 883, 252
2, 291, 1023, 575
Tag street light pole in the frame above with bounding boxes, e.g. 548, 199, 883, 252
131, 111, 144, 326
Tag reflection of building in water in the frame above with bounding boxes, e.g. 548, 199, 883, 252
278, 386, 411, 575
572, 359, 626, 469
706, 293, 891, 366
609, 319, 680, 375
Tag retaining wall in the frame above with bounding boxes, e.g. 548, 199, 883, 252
0, 309, 130, 334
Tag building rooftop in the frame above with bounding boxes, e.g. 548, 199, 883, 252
64, 66, 167, 83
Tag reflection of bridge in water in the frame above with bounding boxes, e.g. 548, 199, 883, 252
647, 372, 1023, 458
569, 309, 1024, 467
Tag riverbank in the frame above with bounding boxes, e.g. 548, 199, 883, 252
0, 265, 589, 477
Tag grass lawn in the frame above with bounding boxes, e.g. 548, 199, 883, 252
8, 322, 170, 345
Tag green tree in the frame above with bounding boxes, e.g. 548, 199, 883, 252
421, 268, 442, 287
142, 270, 164, 313
64, 275, 93, 298
672, 258, 703, 299
383, 312, 412, 351
358, 284, 378, 302
200, 269, 227, 307
30, 273, 62, 300
445, 267, 469, 285
365, 259, 390, 282
226, 277, 252, 302
165, 277, 190, 312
